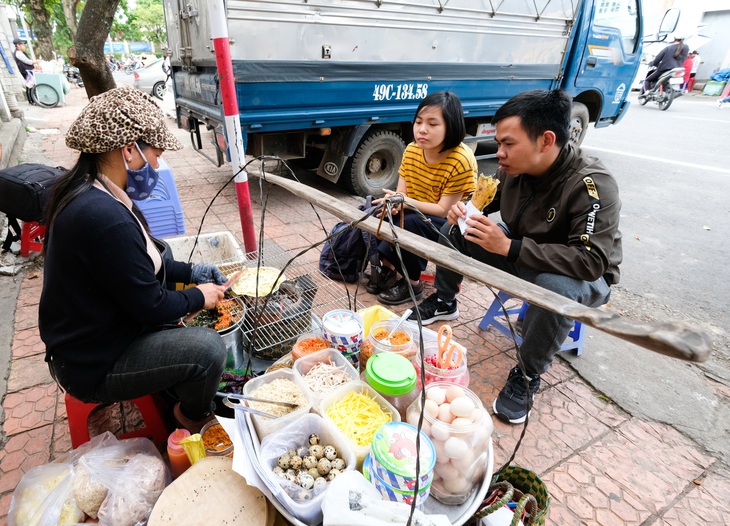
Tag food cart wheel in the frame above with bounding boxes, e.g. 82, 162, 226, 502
32, 83, 60, 108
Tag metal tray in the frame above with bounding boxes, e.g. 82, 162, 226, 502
237, 410, 494, 526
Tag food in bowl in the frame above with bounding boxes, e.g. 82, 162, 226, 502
201, 421, 233, 456
185, 298, 244, 332
248, 378, 308, 417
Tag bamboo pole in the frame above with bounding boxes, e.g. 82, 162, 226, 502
251, 168, 712, 363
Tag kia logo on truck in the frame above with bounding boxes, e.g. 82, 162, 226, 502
324, 162, 339, 176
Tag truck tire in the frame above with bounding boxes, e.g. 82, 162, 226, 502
347, 131, 405, 197
569, 103, 589, 147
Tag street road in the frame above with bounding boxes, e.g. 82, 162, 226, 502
478, 92, 730, 461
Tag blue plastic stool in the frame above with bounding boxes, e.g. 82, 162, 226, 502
134, 158, 186, 238
479, 291, 585, 355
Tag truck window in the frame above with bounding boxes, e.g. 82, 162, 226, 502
594, 0, 640, 54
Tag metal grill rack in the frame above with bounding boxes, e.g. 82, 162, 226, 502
215, 247, 363, 363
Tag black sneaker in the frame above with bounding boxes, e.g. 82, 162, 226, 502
492, 366, 541, 424
366, 265, 397, 294
409, 293, 459, 325
377, 278, 424, 305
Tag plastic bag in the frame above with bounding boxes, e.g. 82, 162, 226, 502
257, 413, 356, 526
8, 432, 170, 526
7, 463, 84, 526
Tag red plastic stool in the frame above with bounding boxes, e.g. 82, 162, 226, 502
20, 221, 45, 257
64, 393, 170, 449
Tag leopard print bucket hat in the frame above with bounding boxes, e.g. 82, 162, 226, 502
66, 86, 182, 153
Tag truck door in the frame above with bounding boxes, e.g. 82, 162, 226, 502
573, 0, 642, 121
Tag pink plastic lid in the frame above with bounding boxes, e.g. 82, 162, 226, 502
167, 428, 191, 453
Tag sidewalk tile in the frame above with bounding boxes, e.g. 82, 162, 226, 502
11, 328, 46, 359
2, 383, 59, 436
7, 353, 53, 393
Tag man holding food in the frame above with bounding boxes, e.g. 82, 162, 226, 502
410, 89, 622, 424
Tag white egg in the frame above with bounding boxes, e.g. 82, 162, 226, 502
445, 385, 465, 403
437, 403, 454, 423
431, 439, 449, 464
450, 453, 476, 471
442, 476, 471, 494
450, 417, 473, 430
406, 410, 419, 426
449, 396, 475, 418
443, 437, 468, 459
470, 407, 483, 423
426, 386, 446, 405
424, 399, 440, 418
430, 422, 451, 442
435, 463, 460, 481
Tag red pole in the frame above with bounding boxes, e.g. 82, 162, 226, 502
207, 0, 257, 256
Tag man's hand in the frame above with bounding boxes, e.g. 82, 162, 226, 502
463, 215, 512, 256
446, 201, 468, 226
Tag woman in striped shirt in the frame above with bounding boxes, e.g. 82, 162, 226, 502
369, 91, 477, 305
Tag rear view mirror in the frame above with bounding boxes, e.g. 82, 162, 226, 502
657, 8, 680, 39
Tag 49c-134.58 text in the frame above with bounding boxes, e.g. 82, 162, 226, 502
372, 83, 428, 101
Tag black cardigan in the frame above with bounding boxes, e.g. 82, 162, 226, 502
39, 187, 205, 396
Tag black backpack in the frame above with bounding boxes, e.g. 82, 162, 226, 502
319, 197, 380, 283
0, 163, 67, 222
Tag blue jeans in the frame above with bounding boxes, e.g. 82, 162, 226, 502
54, 326, 226, 419
378, 210, 447, 281
434, 223, 611, 377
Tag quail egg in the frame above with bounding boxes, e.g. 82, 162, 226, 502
302, 454, 318, 469
289, 455, 303, 470
299, 472, 315, 490
309, 444, 324, 459
317, 458, 332, 475
308, 433, 321, 446
331, 458, 346, 471
277, 454, 291, 469
326, 468, 342, 481
323, 445, 338, 460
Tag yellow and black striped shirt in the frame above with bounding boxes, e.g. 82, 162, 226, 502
399, 142, 477, 204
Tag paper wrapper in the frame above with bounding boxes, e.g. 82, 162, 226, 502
457, 200, 481, 235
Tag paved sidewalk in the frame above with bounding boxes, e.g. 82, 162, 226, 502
1, 87, 729, 525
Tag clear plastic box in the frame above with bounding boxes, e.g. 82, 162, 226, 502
242, 368, 312, 441
319, 381, 400, 469
292, 349, 359, 412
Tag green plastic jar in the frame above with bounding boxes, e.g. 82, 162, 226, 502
364, 353, 419, 421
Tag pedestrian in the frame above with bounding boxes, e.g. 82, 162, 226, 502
681, 54, 693, 92
367, 91, 477, 305
409, 89, 622, 424
39, 86, 228, 434
686, 50, 701, 92
641, 35, 689, 95
12, 38, 40, 105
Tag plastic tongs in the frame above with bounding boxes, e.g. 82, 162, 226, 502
219, 392, 299, 419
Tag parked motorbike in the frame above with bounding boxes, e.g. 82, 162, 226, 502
63, 64, 84, 88
638, 67, 685, 111
123, 60, 143, 75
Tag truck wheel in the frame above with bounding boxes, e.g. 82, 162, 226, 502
569, 103, 589, 147
347, 131, 405, 197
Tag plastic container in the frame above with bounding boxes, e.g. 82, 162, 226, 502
163, 231, 245, 266
257, 413, 357, 526
412, 340, 470, 389
320, 381, 400, 469
291, 332, 331, 362
166, 428, 191, 478
200, 420, 234, 457
359, 319, 417, 371
405, 382, 492, 505
292, 348, 359, 411
363, 453, 431, 507
364, 353, 419, 421
370, 422, 436, 491
321, 309, 364, 367
242, 368, 313, 441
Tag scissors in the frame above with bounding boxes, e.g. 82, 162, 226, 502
437, 325, 464, 369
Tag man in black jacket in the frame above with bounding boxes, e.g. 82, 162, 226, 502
12, 38, 39, 105
410, 89, 622, 424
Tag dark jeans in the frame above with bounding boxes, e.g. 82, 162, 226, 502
434, 223, 611, 377
54, 326, 226, 419
378, 210, 447, 281
643, 68, 668, 93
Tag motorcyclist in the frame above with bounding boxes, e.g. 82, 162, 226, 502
641, 36, 689, 95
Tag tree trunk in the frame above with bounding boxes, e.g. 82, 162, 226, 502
25, 0, 54, 60
71, 0, 120, 97
61, 0, 80, 42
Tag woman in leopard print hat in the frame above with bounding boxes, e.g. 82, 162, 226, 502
39, 86, 227, 433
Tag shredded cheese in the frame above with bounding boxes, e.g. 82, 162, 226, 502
325, 390, 392, 447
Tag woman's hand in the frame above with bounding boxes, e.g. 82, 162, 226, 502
463, 215, 512, 256
373, 189, 402, 217
197, 283, 226, 309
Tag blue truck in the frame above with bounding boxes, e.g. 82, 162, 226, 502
164, 0, 674, 196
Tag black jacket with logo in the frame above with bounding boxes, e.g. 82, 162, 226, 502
484, 145, 622, 285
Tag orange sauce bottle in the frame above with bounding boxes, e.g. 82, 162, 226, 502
167, 428, 192, 479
